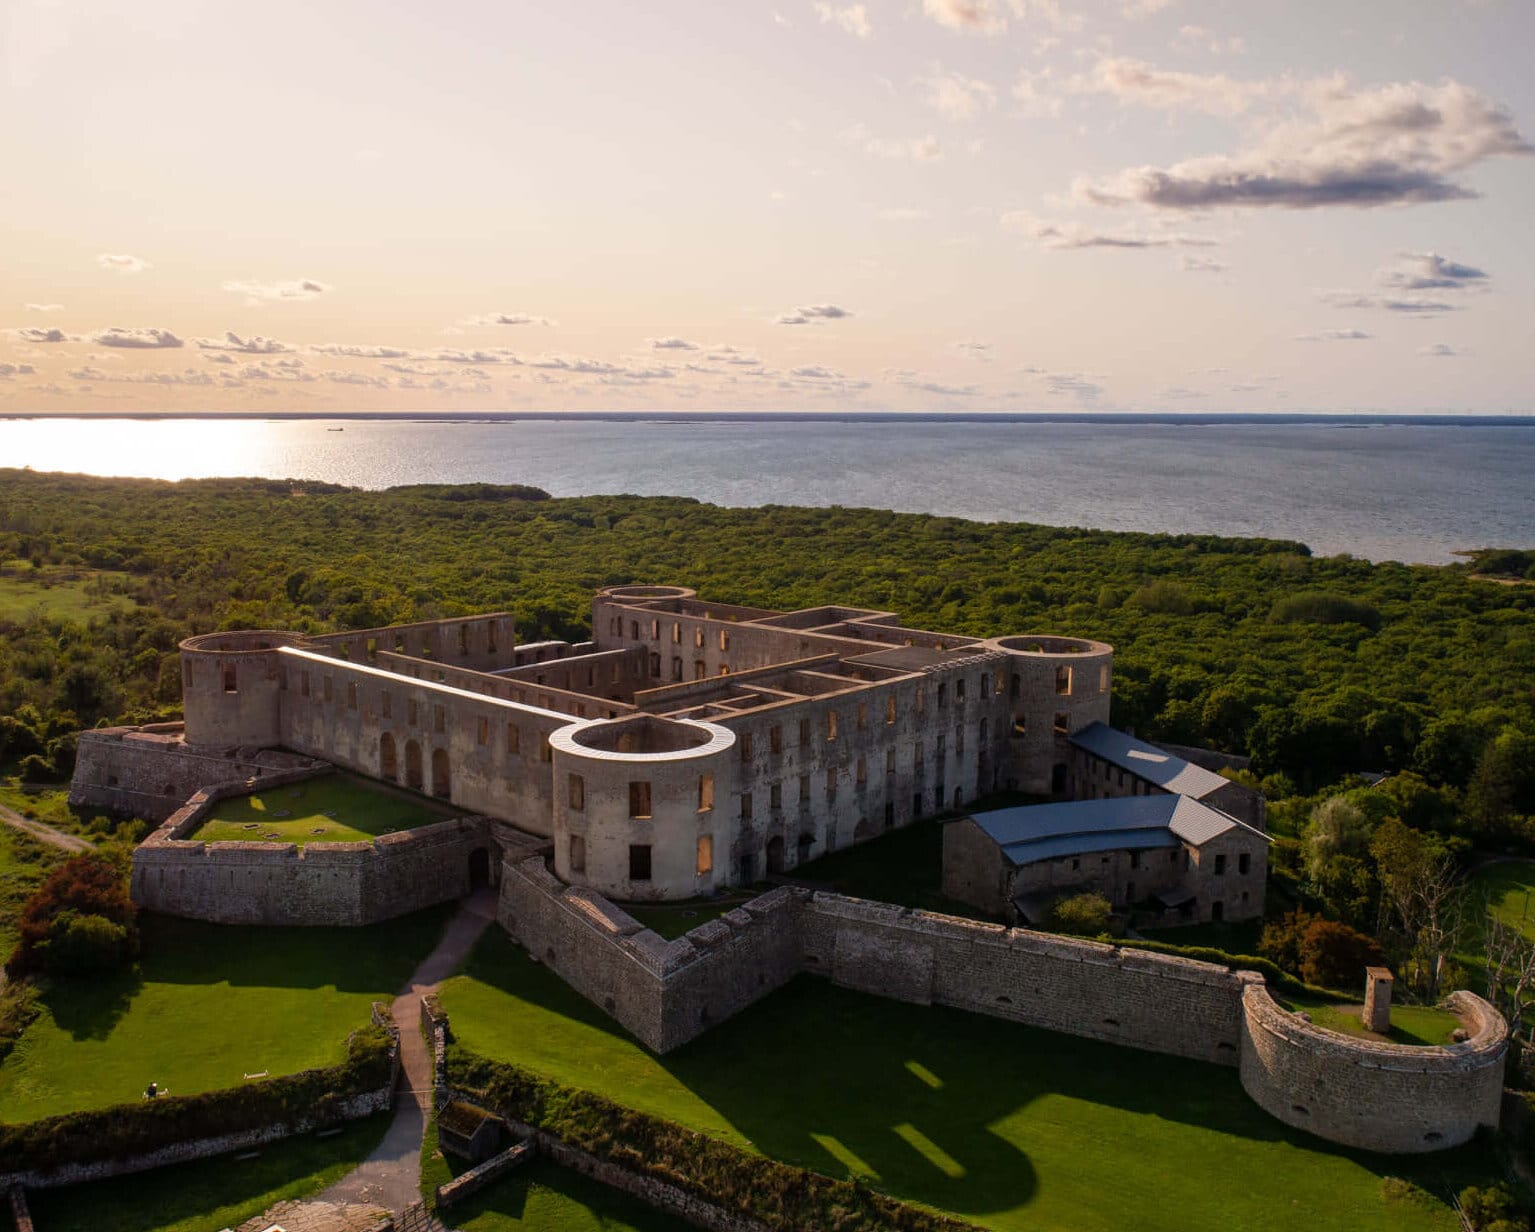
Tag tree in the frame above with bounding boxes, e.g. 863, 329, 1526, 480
1466, 729, 1535, 842
1484, 915, 1535, 1085
7, 852, 139, 978
1049, 893, 1113, 937
1370, 818, 1464, 1001
1300, 796, 1377, 925
1297, 918, 1388, 990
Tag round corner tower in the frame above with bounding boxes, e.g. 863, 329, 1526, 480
179, 630, 306, 748
985, 634, 1113, 796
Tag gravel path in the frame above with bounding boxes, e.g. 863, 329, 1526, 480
0, 800, 93, 854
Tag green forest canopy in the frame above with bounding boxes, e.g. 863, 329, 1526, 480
0, 469, 1530, 816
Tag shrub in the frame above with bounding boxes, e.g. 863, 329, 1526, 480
1459, 1183, 1529, 1232
1297, 918, 1387, 990
1269, 592, 1381, 630
7, 852, 139, 978
1048, 892, 1113, 937
0, 979, 41, 1067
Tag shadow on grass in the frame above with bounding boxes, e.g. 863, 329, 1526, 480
42, 969, 144, 1041
452, 930, 1490, 1225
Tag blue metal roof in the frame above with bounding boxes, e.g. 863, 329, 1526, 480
1068, 722, 1233, 800
968, 793, 1249, 867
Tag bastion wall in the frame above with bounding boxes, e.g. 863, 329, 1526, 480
130, 771, 508, 926
499, 856, 1508, 1152
1238, 983, 1507, 1153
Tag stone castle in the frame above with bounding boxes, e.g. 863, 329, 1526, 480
68, 586, 1509, 1157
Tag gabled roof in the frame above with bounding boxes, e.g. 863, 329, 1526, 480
1068, 722, 1233, 800
966, 793, 1264, 867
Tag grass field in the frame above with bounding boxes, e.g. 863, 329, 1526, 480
793, 815, 994, 918
439, 930, 1473, 1232
0, 906, 452, 1122
0, 567, 136, 623
0, 824, 61, 957
24, 1113, 390, 1232
192, 773, 458, 845
0, 782, 113, 840
623, 894, 754, 939
1469, 861, 1535, 943
1277, 996, 1463, 1046
421, 1117, 676, 1231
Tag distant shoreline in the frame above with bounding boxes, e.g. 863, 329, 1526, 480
3, 410, 1534, 427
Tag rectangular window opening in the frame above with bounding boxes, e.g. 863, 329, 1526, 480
629, 844, 652, 881
629, 780, 652, 819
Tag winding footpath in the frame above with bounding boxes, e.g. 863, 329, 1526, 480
0, 800, 93, 854
316, 888, 500, 1215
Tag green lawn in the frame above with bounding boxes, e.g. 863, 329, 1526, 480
1277, 996, 1463, 1046
1139, 916, 1267, 954
439, 931, 1474, 1232
793, 815, 996, 919
192, 773, 458, 845
0, 824, 61, 957
1469, 861, 1535, 944
24, 1113, 390, 1232
0, 906, 452, 1122
623, 894, 754, 940
0, 569, 135, 623
421, 1116, 676, 1231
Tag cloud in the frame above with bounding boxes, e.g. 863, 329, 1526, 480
1319, 291, 1458, 314
1181, 254, 1226, 272
649, 337, 701, 351
1379, 251, 1488, 290
310, 342, 412, 359
775, 303, 855, 325
416, 347, 521, 364
1044, 372, 1102, 402
1121, 0, 1175, 17
1011, 69, 1063, 119
465, 312, 554, 326
844, 124, 942, 161
1298, 328, 1373, 341
1173, 25, 1245, 55
324, 370, 389, 388
1418, 343, 1463, 357
922, 0, 1008, 33
1071, 57, 1267, 117
23, 303, 64, 313
1079, 79, 1531, 210
222, 278, 330, 303
98, 253, 150, 273
93, 327, 183, 349
528, 355, 675, 380
0, 363, 36, 378
1001, 211, 1218, 249
790, 365, 844, 379
899, 376, 982, 396
919, 69, 996, 121
877, 208, 930, 222
813, 2, 871, 37
954, 340, 991, 360
8, 327, 77, 343
194, 331, 295, 354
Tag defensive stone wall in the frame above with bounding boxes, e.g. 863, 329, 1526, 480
131, 773, 504, 926
1238, 984, 1507, 1153
69, 724, 323, 822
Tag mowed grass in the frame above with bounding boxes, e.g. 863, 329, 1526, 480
25, 1113, 390, 1232
1469, 861, 1535, 944
623, 894, 754, 940
1277, 996, 1463, 1046
0, 906, 452, 1122
0, 568, 135, 623
193, 773, 458, 845
421, 1117, 676, 1232
0, 824, 62, 957
440, 930, 1472, 1232
794, 816, 996, 918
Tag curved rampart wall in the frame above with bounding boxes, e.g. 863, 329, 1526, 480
131, 775, 501, 926
987, 635, 1113, 795
1239, 984, 1507, 1153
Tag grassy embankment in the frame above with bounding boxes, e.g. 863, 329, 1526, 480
192, 773, 459, 846
0, 906, 451, 1123
438, 928, 1475, 1232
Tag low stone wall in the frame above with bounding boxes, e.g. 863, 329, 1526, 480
1238, 984, 1508, 1154
69, 725, 325, 822
8, 1185, 34, 1232
131, 774, 500, 926
801, 894, 1257, 1065
434, 1140, 535, 1207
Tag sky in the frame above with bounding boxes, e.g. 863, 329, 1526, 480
1, 0, 1532, 415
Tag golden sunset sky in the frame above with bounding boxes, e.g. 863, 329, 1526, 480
2, 0, 1532, 413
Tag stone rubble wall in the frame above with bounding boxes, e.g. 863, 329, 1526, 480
69, 724, 324, 823
433, 1140, 535, 1208
131, 772, 499, 926
1238, 984, 1508, 1153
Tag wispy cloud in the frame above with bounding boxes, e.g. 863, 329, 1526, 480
464, 312, 555, 326
1318, 291, 1458, 315
1071, 57, 1270, 117
1418, 343, 1463, 357
878, 207, 930, 222
23, 303, 64, 313
310, 342, 412, 359
844, 123, 942, 161
8, 327, 77, 343
222, 278, 330, 304
813, 2, 872, 38
93, 327, 183, 349
98, 253, 150, 274
1002, 211, 1218, 250
194, 331, 296, 354
1297, 328, 1373, 341
1079, 79, 1531, 210
0, 363, 36, 378
919, 68, 996, 121
1378, 252, 1488, 291
649, 337, 701, 351
775, 303, 855, 325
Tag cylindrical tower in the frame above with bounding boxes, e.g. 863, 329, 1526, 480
179, 631, 307, 747
591, 585, 697, 652
548, 713, 736, 901
986, 634, 1113, 796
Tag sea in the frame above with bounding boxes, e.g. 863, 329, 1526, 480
1, 413, 1532, 565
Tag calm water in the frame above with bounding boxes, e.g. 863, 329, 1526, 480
1, 415, 1531, 564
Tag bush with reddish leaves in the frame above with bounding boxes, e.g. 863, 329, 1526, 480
6, 852, 139, 978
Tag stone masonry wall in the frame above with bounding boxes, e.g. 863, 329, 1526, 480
131, 774, 501, 926
69, 724, 323, 822
1239, 984, 1507, 1153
